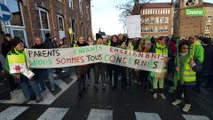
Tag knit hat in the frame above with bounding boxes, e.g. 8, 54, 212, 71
96, 33, 102, 40
11, 37, 23, 47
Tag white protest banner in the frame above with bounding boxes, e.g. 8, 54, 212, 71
100, 46, 164, 72
126, 15, 141, 38
25, 45, 102, 68
25, 45, 165, 72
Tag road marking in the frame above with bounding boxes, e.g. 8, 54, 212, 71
87, 109, 113, 120
0, 106, 29, 120
183, 114, 210, 120
37, 107, 69, 120
0, 75, 77, 105
135, 112, 161, 120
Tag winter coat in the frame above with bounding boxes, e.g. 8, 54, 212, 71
1, 41, 12, 58
189, 40, 204, 63
200, 45, 213, 75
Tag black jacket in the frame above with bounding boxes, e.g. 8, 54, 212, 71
43, 38, 55, 49
200, 45, 213, 75
1, 41, 12, 58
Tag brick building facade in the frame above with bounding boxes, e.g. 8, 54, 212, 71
173, 0, 213, 38
132, 2, 174, 37
0, 0, 92, 47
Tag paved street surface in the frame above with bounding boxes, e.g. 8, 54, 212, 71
0, 70, 212, 120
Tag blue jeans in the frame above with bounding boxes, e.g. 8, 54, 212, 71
20, 75, 41, 98
47, 69, 55, 89
37, 69, 46, 91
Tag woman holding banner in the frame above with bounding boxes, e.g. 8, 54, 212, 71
5, 37, 42, 104
75, 36, 89, 99
108, 35, 120, 89
152, 36, 171, 100
135, 37, 151, 88
94, 33, 107, 90
172, 39, 202, 112
86, 35, 94, 86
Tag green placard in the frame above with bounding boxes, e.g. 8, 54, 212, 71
185, 8, 204, 16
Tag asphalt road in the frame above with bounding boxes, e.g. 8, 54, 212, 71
0, 71, 212, 120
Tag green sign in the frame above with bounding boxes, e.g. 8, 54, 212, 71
185, 8, 204, 16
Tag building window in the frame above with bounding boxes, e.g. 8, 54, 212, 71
157, 9, 160, 14
159, 26, 164, 32
68, 0, 74, 9
207, 16, 212, 23
155, 27, 158, 33
144, 27, 149, 33
159, 18, 164, 23
144, 18, 149, 24
81, 22, 84, 34
160, 9, 163, 14
164, 9, 166, 14
165, 17, 169, 23
6, 0, 23, 26
79, 0, 83, 15
71, 19, 75, 32
155, 17, 159, 24
164, 26, 168, 32
4, 0, 28, 46
159, 17, 169, 23
150, 17, 155, 24
57, 15, 64, 31
206, 25, 211, 31
150, 9, 153, 14
167, 9, 170, 14
150, 26, 154, 33
37, 7, 50, 41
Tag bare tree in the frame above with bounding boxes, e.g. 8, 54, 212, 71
116, 0, 153, 27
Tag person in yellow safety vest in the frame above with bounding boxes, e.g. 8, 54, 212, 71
152, 36, 170, 100
188, 36, 204, 92
172, 39, 202, 112
5, 37, 42, 104
75, 36, 89, 99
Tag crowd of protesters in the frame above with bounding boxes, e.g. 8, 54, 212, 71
0, 32, 213, 113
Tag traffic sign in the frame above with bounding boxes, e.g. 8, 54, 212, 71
0, 3, 12, 22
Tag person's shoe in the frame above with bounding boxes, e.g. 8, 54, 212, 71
172, 99, 181, 106
22, 97, 30, 104
134, 81, 138, 84
138, 82, 141, 85
159, 93, 166, 100
182, 104, 191, 112
153, 93, 157, 99
41, 88, 46, 93
51, 88, 55, 92
36, 96, 43, 103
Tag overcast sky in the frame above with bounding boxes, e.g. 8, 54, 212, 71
91, 0, 213, 36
